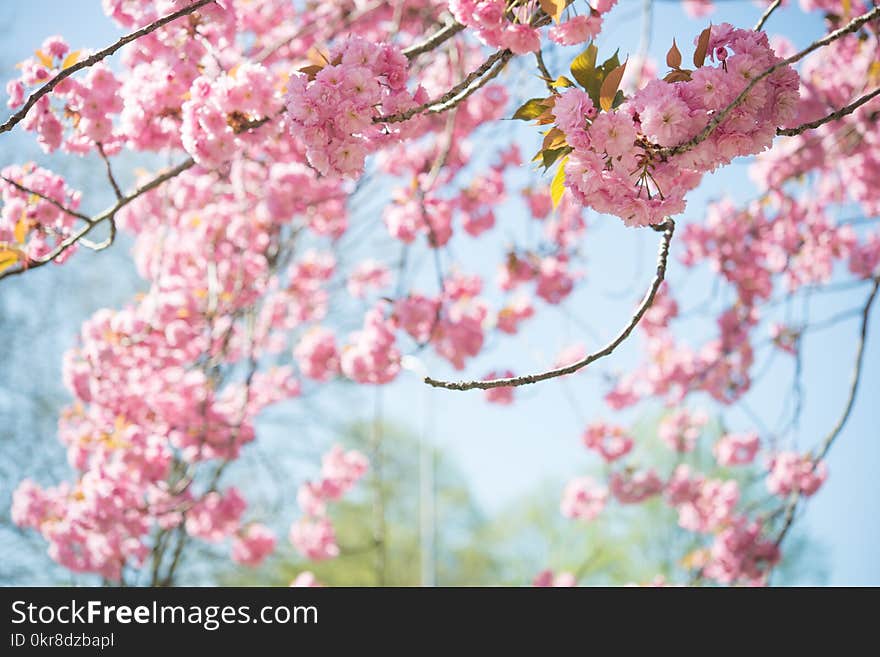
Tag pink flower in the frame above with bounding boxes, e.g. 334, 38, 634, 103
500, 25, 541, 55
714, 432, 760, 466
290, 571, 323, 587
533, 569, 577, 587
582, 421, 634, 462
767, 452, 827, 498
289, 517, 339, 561
232, 524, 276, 566
561, 476, 608, 521
658, 409, 708, 452
610, 469, 664, 504
549, 15, 602, 46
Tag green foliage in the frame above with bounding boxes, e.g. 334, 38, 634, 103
216, 416, 827, 587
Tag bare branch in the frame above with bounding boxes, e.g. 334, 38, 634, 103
378, 49, 513, 125
776, 87, 880, 136
0, 176, 91, 222
96, 143, 123, 200
774, 275, 880, 549
661, 6, 880, 159
534, 49, 557, 95
755, 0, 782, 31
0, 0, 215, 135
426, 51, 514, 116
424, 218, 676, 390
402, 20, 466, 61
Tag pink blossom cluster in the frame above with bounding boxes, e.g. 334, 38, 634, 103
714, 432, 760, 467
284, 36, 422, 178
559, 24, 799, 226
1, 164, 83, 265
533, 569, 577, 587
449, 0, 617, 54
658, 408, 708, 452
766, 452, 827, 498
291, 445, 368, 561
665, 465, 739, 533
702, 517, 780, 585
582, 421, 634, 462
181, 63, 280, 167
6, 36, 124, 154
232, 523, 277, 566
560, 476, 608, 522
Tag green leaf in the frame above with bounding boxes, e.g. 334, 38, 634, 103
552, 75, 575, 89
541, 146, 571, 170
570, 43, 598, 91
512, 97, 549, 121
550, 156, 568, 208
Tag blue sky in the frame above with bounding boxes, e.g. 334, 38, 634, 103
1, 1, 877, 585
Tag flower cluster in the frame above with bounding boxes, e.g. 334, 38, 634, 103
557, 24, 799, 226
284, 36, 422, 178
291, 445, 368, 561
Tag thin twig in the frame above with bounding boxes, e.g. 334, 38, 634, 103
427, 51, 514, 116
96, 142, 123, 200
0, 176, 91, 222
378, 49, 512, 124
424, 219, 676, 390
534, 49, 556, 95
0, 0, 214, 135
0, 158, 195, 280
755, 0, 782, 31
773, 276, 880, 549
777, 87, 880, 136
402, 21, 466, 60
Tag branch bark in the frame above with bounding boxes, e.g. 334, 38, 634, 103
0, 0, 215, 135
776, 87, 880, 136
0, 158, 195, 281
424, 218, 676, 390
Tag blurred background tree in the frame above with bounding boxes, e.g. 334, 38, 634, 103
215, 419, 827, 586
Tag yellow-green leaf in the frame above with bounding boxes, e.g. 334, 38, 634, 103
550, 156, 568, 208
693, 26, 712, 68
570, 43, 598, 90
539, 0, 566, 23
61, 50, 81, 70
666, 39, 682, 69
0, 248, 20, 273
552, 75, 575, 88
513, 97, 549, 121
542, 127, 568, 151
599, 60, 627, 112
34, 49, 53, 69
13, 217, 28, 244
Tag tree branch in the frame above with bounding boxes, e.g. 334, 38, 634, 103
402, 20, 466, 61
776, 87, 880, 136
0, 0, 215, 135
773, 275, 879, 549
0, 176, 91, 222
424, 218, 676, 390
0, 157, 195, 281
755, 0, 782, 31
378, 49, 513, 125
